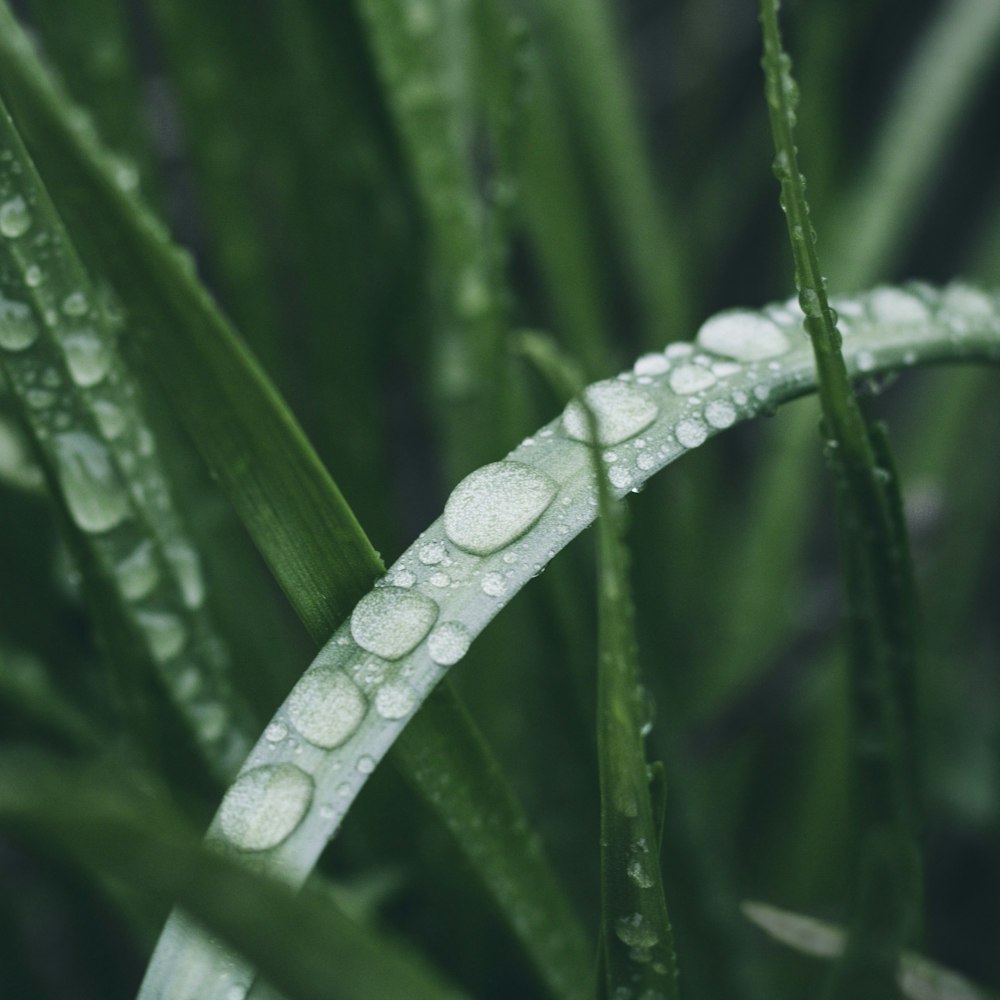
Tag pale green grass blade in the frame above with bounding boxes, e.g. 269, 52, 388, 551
0, 749, 466, 1000
0, 92, 253, 778
140, 283, 1000, 998
744, 900, 999, 1000
0, 13, 593, 995
759, 5, 924, 994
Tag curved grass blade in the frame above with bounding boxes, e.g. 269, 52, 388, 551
0, 12, 594, 996
0, 749, 466, 1000
759, 3, 924, 993
0, 93, 253, 779
141, 283, 1000, 998
744, 900, 999, 1000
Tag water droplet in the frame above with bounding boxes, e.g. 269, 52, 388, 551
675, 418, 707, 449
165, 541, 205, 609
91, 399, 126, 439
711, 361, 742, 378
53, 431, 130, 532
563, 381, 659, 446
633, 353, 670, 376
855, 350, 876, 373
608, 465, 633, 489
136, 610, 187, 661
664, 342, 692, 358
481, 571, 507, 597
429, 571, 450, 588
637, 452, 656, 471
696, 310, 790, 361
0, 295, 37, 351
705, 399, 737, 429
63, 329, 112, 386
288, 665, 366, 748
350, 587, 438, 659
615, 913, 659, 948
427, 621, 471, 665
356, 755, 376, 775
941, 283, 994, 318
444, 461, 557, 555
218, 763, 313, 851
116, 540, 160, 600
668, 364, 716, 395
61, 291, 89, 317
0, 196, 31, 238
264, 721, 288, 743
374, 680, 418, 719
24, 265, 42, 288
418, 541, 446, 565
390, 566, 415, 588
867, 287, 930, 325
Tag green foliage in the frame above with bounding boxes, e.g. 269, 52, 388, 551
0, 2, 998, 999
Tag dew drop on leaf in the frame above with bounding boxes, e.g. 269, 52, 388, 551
218, 763, 314, 851
675, 418, 708, 449
705, 399, 737, 429
615, 913, 659, 948
668, 364, 716, 395
562, 381, 659, 445
288, 665, 366, 748
0, 195, 31, 238
0, 294, 37, 351
427, 621, 471, 665
62, 329, 112, 386
116, 540, 160, 600
350, 587, 438, 659
136, 610, 187, 662
696, 310, 790, 361
444, 461, 557, 555
52, 431, 130, 532
867, 287, 930, 325
374, 680, 418, 719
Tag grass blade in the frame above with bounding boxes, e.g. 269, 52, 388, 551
758, 3, 925, 994
0, 749, 465, 1000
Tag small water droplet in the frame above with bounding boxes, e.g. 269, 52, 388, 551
391, 566, 416, 588
116, 540, 160, 600
53, 431, 130, 532
705, 399, 737, 429
563, 381, 659, 446
418, 541, 446, 565
165, 541, 205, 609
0, 295, 37, 351
63, 329, 112, 386
427, 621, 471, 665
136, 610, 187, 661
218, 763, 314, 851
669, 364, 716, 395
264, 721, 288, 743
608, 465, 633, 489
288, 664, 366, 749
633, 353, 670, 376
374, 680, 418, 719
61, 291, 89, 317
675, 418, 707, 449
350, 587, 438, 659
444, 461, 557, 555
0, 195, 31, 238
429, 571, 450, 588
356, 754, 376, 775
481, 571, 507, 597
697, 310, 790, 362
664, 342, 692, 359
615, 913, 659, 948
855, 350, 876, 373
92, 399, 126, 439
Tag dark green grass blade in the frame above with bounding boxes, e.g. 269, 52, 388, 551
758, 4, 924, 995
516, 331, 678, 998
0, 11, 592, 996
0, 749, 465, 1000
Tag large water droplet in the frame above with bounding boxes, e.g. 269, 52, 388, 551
53, 431, 130, 532
696, 310, 790, 362
668, 364, 716, 395
136, 610, 187, 661
0, 295, 37, 351
288, 665, 366, 749
444, 461, 557, 555
218, 764, 314, 851
562, 381, 659, 445
62, 329, 112, 386
374, 680, 418, 719
0, 196, 31, 238
116, 540, 160, 600
351, 587, 438, 659
427, 621, 471, 666
867, 287, 930, 325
